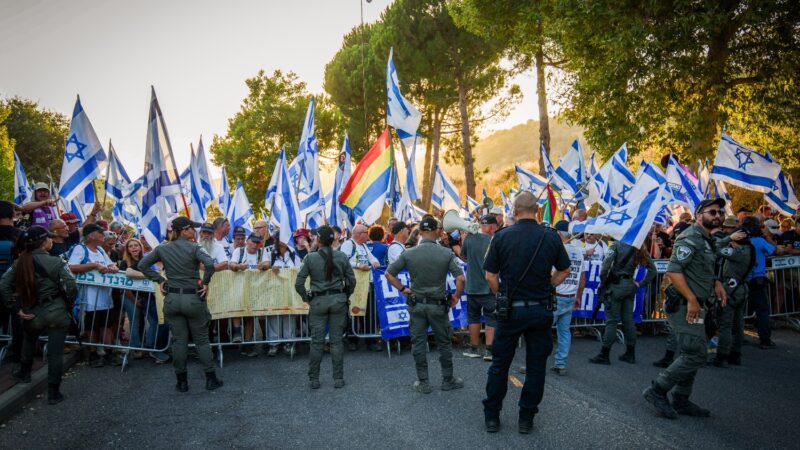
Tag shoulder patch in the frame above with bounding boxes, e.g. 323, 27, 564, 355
720, 247, 733, 256
675, 245, 693, 261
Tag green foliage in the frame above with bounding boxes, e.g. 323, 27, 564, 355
209, 70, 344, 202
0, 105, 15, 201
1, 97, 69, 183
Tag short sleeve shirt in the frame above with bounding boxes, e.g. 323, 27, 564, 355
748, 236, 775, 279
340, 239, 379, 267
555, 240, 587, 296
780, 230, 800, 250
229, 247, 266, 269
68, 245, 113, 311
666, 223, 717, 300
461, 232, 492, 295
208, 242, 228, 265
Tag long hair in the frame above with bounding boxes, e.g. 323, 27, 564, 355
317, 226, 335, 281
14, 236, 47, 309
122, 238, 144, 268
635, 237, 651, 266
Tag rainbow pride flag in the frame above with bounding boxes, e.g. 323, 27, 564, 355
542, 184, 558, 224
339, 128, 393, 223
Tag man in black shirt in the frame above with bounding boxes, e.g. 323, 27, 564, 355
482, 192, 571, 434
0, 201, 23, 364
781, 219, 800, 255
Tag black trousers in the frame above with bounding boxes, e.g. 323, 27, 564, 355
483, 303, 553, 420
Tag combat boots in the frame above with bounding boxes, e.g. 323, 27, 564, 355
671, 393, 711, 417
12, 363, 32, 383
205, 371, 224, 390
589, 346, 611, 365
47, 383, 64, 405
652, 350, 675, 368
618, 345, 636, 364
642, 381, 678, 419
175, 372, 189, 392
727, 352, 741, 366
712, 353, 728, 368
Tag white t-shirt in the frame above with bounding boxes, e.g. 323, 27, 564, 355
387, 241, 405, 265
229, 247, 266, 269
68, 245, 113, 311
270, 250, 301, 268
215, 237, 232, 259
556, 240, 588, 296
208, 242, 228, 265
582, 240, 608, 263
339, 239, 379, 268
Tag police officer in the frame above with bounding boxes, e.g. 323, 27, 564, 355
643, 198, 727, 419
713, 219, 751, 367
385, 215, 465, 394
0, 226, 77, 404
589, 240, 657, 365
482, 191, 570, 434
295, 226, 356, 389
138, 217, 222, 392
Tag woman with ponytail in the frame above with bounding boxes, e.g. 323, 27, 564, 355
294, 226, 356, 390
0, 226, 77, 404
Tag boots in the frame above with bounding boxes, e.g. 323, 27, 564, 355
205, 371, 223, 390
652, 350, 675, 368
727, 352, 741, 366
712, 353, 728, 368
589, 346, 611, 365
175, 372, 189, 392
671, 393, 711, 417
618, 345, 636, 364
47, 383, 64, 405
12, 363, 32, 384
642, 381, 677, 419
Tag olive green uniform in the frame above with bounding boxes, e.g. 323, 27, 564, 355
714, 237, 751, 358
139, 237, 216, 375
386, 240, 464, 384
599, 242, 657, 349
0, 250, 77, 385
656, 224, 716, 397
295, 247, 356, 383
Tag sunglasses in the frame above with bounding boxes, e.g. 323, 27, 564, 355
701, 209, 722, 216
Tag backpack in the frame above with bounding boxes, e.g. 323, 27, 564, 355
237, 248, 263, 265
343, 239, 357, 260
68, 244, 108, 265
0, 240, 13, 276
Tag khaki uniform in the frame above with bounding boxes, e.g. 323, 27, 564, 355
386, 240, 464, 384
295, 247, 356, 382
139, 237, 216, 375
0, 250, 77, 385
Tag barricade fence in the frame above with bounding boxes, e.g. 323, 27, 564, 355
18, 255, 797, 368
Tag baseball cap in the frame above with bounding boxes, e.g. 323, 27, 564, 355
764, 219, 780, 235
172, 217, 201, 232
60, 212, 80, 224
247, 233, 263, 243
489, 207, 503, 215
22, 226, 55, 242
294, 228, 310, 239
554, 220, 570, 233
391, 221, 408, 235
200, 223, 215, 233
479, 215, 498, 225
695, 198, 726, 216
82, 223, 105, 237
232, 226, 247, 237
722, 216, 739, 228
419, 216, 439, 232
33, 182, 49, 192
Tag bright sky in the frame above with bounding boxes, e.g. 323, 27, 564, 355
0, 0, 537, 185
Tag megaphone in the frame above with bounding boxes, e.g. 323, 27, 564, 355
482, 197, 494, 210
443, 209, 480, 235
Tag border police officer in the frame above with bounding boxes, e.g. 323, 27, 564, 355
713, 221, 751, 367
139, 217, 222, 392
482, 192, 571, 434
385, 215, 465, 394
643, 198, 727, 419
295, 226, 356, 389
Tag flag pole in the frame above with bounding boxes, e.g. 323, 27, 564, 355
101, 140, 111, 211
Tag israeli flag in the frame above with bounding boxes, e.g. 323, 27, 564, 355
584, 186, 667, 249
13, 152, 32, 205
396, 187, 424, 223
600, 149, 636, 207
431, 166, 461, 211
500, 191, 513, 217
386, 162, 402, 215
328, 135, 353, 229
140, 87, 183, 247
466, 195, 480, 213
105, 143, 131, 202
584, 151, 603, 208
515, 165, 547, 196
58, 96, 107, 202
697, 159, 710, 197
405, 136, 421, 202
554, 139, 587, 201
218, 166, 231, 217
710, 133, 781, 193
227, 180, 255, 236
386, 48, 422, 149
539, 143, 560, 190
188, 137, 215, 222
296, 98, 325, 227
271, 147, 301, 248
666, 155, 703, 212
69, 183, 96, 223
764, 152, 799, 216
629, 160, 668, 203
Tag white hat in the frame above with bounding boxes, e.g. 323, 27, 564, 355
489, 207, 503, 215
764, 218, 780, 235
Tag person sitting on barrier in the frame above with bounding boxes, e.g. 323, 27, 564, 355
68, 223, 121, 368
260, 235, 302, 357
229, 233, 268, 356
295, 225, 356, 389
118, 238, 170, 363
1, 226, 77, 404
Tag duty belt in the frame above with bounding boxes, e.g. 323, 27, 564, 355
510, 299, 547, 307
166, 287, 199, 295
313, 289, 344, 296
416, 296, 445, 305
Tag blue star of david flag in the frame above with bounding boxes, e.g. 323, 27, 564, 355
270, 147, 301, 248
600, 149, 636, 207
188, 137, 215, 222
666, 155, 704, 212
58, 96, 107, 203
710, 133, 781, 193
386, 48, 422, 149
431, 165, 461, 211
500, 190, 513, 216
13, 151, 32, 205
68, 183, 96, 223
405, 136, 421, 202
554, 139, 587, 201
218, 165, 231, 217
585, 186, 666, 249
105, 142, 131, 202
540, 144, 560, 191
515, 165, 547, 196
227, 180, 255, 236
763, 151, 799, 216
328, 136, 353, 229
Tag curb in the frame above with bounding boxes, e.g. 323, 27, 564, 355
0, 352, 82, 423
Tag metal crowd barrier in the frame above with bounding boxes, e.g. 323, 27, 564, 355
764, 256, 800, 330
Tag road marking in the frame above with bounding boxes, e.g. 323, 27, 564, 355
509, 375, 523, 388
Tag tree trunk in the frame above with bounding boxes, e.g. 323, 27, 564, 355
421, 113, 434, 210
423, 109, 443, 210
535, 41, 551, 177
396, 135, 410, 169
456, 71, 476, 199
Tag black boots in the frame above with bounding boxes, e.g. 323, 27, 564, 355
671, 393, 711, 417
618, 345, 636, 364
176, 372, 189, 392
712, 353, 728, 368
727, 352, 741, 366
12, 363, 32, 384
652, 350, 675, 368
205, 371, 223, 390
589, 346, 611, 365
642, 381, 677, 419
47, 383, 64, 405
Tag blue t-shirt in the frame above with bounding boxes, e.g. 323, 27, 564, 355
748, 236, 775, 280
366, 242, 389, 267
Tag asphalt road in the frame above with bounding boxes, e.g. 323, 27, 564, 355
1, 329, 799, 449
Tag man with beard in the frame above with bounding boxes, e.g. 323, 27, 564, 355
644, 199, 728, 419
199, 223, 229, 271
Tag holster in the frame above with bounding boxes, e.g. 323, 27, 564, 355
664, 285, 683, 314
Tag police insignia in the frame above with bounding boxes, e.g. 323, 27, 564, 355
675, 246, 693, 261
720, 247, 733, 256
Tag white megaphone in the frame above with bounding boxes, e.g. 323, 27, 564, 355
443, 209, 480, 235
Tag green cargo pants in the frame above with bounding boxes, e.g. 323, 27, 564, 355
409, 302, 453, 382
717, 286, 747, 356
164, 293, 214, 374
601, 286, 637, 348
656, 303, 707, 396
307, 294, 348, 381
22, 301, 70, 385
